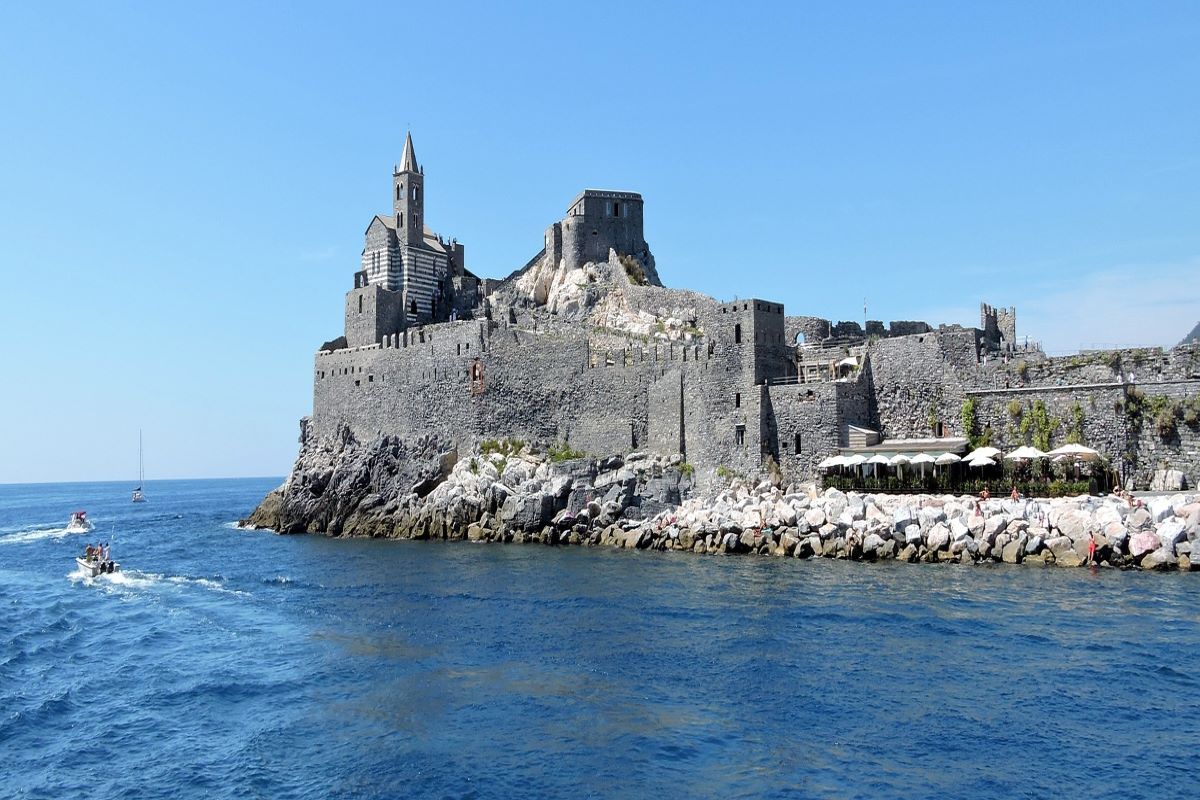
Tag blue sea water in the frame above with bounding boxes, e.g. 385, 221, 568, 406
2, 478, 1199, 800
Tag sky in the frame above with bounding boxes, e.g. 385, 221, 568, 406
1, 1, 1198, 483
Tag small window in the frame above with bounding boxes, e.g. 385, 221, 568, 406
354, 380, 360, 387
735, 392, 741, 408
368, 375, 374, 382
613, 201, 621, 217
734, 323, 742, 344
735, 425, 746, 447
795, 433, 802, 453
395, 185, 400, 201
934, 421, 945, 437
358, 296, 363, 313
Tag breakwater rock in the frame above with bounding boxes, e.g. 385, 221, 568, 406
245, 432, 1200, 571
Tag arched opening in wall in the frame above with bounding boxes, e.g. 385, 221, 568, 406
735, 324, 742, 344
796, 332, 806, 345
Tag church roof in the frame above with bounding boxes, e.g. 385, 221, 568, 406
400, 132, 418, 173
366, 215, 447, 253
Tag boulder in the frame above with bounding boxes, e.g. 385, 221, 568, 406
1149, 497, 1175, 524
1129, 531, 1161, 558
926, 525, 951, 552
918, 506, 946, 532
893, 506, 916, 532
1127, 508, 1152, 531
898, 543, 919, 563
1149, 469, 1187, 492
862, 532, 885, 554
1045, 536, 1075, 560
1140, 547, 1175, 571
1002, 537, 1025, 564
1055, 549, 1086, 568
1157, 519, 1187, 549
805, 508, 827, 528
983, 515, 1008, 543
949, 517, 970, 541
904, 524, 923, 545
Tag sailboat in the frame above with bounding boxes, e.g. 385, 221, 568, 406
131, 430, 147, 503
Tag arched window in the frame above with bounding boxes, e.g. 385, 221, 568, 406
396, 184, 400, 201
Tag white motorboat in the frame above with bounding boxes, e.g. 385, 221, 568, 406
65, 511, 94, 534
76, 555, 119, 577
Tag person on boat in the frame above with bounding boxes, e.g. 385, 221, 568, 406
101, 544, 110, 562
85, 544, 94, 561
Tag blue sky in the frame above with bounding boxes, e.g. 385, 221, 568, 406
1, 1, 1198, 483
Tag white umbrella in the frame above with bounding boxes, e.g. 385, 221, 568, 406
967, 455, 995, 468
888, 453, 911, 480
866, 453, 891, 478
1005, 446, 1048, 461
934, 452, 961, 465
965, 446, 1001, 461
910, 452, 936, 479
817, 455, 846, 470
843, 454, 867, 466
1047, 443, 1099, 460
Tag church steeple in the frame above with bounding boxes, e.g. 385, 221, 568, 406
393, 131, 423, 244
399, 131, 418, 173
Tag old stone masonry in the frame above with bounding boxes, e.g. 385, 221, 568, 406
248, 134, 1200, 570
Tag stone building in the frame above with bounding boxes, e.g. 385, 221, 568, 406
344, 133, 480, 347
311, 137, 1200, 490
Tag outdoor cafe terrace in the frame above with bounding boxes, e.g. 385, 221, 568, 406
821, 438, 1113, 497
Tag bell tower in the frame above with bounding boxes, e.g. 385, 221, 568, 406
392, 131, 424, 245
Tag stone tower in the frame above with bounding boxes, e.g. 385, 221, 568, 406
393, 132, 424, 245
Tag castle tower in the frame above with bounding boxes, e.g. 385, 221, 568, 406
393, 131, 424, 245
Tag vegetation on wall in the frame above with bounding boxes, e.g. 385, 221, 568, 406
1019, 399, 1058, 451
620, 254, 647, 286
1065, 401, 1085, 444
960, 397, 991, 448
1007, 399, 1023, 419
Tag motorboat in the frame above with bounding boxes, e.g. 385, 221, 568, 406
76, 554, 119, 576
65, 511, 94, 534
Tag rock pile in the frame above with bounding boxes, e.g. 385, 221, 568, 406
244, 434, 1200, 572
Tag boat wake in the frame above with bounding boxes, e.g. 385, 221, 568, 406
0, 526, 72, 545
69, 569, 250, 597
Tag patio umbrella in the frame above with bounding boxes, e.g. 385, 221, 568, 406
843, 454, 867, 478
817, 455, 846, 470
888, 453, 911, 480
910, 452, 936, 479
1047, 444, 1099, 460
967, 455, 995, 468
933, 452, 961, 479
1005, 446, 1048, 461
866, 453, 891, 478
965, 446, 1001, 461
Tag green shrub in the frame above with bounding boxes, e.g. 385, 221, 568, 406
1103, 351, 1121, 370
960, 397, 979, 447
547, 440, 585, 462
1065, 402, 1085, 445
1019, 399, 1058, 451
1015, 361, 1029, 380
1148, 395, 1180, 438
480, 437, 526, 457
620, 254, 647, 286
1007, 399, 1023, 419
680, 462, 695, 478
1184, 396, 1200, 427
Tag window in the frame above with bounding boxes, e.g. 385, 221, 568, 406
411, 186, 418, 201
613, 201, 621, 217
396, 185, 400, 201
734, 323, 742, 344
735, 392, 741, 408
358, 296, 363, 313
795, 433, 802, 453
735, 425, 746, 447
934, 421, 945, 437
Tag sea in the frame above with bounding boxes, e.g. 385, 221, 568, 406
2, 477, 1198, 800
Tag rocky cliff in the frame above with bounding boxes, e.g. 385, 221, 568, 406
246, 427, 1199, 571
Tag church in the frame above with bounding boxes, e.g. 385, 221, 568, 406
347, 133, 480, 346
